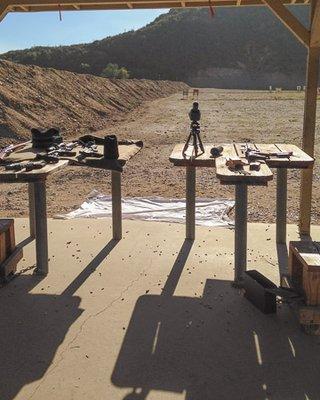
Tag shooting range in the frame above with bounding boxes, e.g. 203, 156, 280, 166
0, 1, 320, 399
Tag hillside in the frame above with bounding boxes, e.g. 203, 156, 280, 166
1, 7, 310, 88
0, 60, 187, 145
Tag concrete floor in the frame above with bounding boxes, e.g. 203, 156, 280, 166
1, 218, 320, 400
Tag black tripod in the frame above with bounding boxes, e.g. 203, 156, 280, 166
182, 102, 205, 158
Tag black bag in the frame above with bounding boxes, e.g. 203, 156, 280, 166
31, 128, 62, 150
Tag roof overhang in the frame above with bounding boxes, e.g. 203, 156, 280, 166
0, 0, 310, 16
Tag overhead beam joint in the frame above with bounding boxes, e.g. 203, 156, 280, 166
263, 0, 310, 47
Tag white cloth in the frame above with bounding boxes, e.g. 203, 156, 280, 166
55, 190, 234, 228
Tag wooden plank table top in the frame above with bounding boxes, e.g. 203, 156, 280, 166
169, 143, 314, 169
215, 157, 273, 185
0, 141, 143, 183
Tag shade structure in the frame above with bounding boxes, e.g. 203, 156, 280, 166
0, 0, 319, 236
0, 0, 312, 17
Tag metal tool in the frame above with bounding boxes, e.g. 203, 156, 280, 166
182, 102, 205, 159
5, 161, 46, 172
47, 142, 78, 157
243, 143, 293, 161
77, 140, 103, 161
0, 141, 29, 162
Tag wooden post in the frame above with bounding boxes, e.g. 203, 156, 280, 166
276, 168, 287, 244
299, 0, 320, 235
111, 170, 122, 240
28, 182, 36, 239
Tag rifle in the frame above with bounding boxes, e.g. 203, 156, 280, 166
0, 141, 29, 162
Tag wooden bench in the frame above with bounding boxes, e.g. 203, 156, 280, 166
0, 219, 23, 282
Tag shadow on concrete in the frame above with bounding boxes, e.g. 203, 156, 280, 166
276, 243, 288, 283
112, 244, 320, 400
0, 274, 83, 400
63, 238, 119, 297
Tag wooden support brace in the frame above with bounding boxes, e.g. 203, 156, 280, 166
311, 0, 320, 47
0, 2, 9, 22
263, 0, 310, 47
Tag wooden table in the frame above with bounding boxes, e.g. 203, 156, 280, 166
0, 158, 68, 276
0, 143, 137, 275
169, 143, 314, 284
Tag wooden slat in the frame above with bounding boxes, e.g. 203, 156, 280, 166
169, 143, 223, 167
215, 156, 273, 185
262, 0, 310, 47
0, 233, 6, 264
170, 142, 314, 169
275, 143, 314, 168
311, 0, 320, 47
0, 159, 69, 183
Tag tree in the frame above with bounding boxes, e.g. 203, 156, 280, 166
80, 63, 90, 71
101, 63, 130, 79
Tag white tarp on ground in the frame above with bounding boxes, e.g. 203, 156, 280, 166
55, 190, 235, 228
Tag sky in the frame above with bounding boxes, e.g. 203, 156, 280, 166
0, 9, 167, 54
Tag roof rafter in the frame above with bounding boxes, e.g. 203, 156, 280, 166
263, 0, 310, 47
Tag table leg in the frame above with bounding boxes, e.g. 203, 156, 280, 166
186, 165, 196, 240
112, 170, 122, 240
34, 180, 48, 275
28, 182, 36, 239
234, 184, 248, 285
276, 168, 287, 244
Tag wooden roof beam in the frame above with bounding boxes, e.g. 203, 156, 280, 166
311, 0, 320, 47
263, 0, 310, 47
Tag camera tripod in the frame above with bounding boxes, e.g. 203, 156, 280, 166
182, 102, 205, 158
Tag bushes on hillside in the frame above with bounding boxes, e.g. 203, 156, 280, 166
101, 63, 130, 79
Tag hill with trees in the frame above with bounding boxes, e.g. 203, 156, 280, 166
1, 6, 310, 88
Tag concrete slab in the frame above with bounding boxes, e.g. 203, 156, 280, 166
1, 219, 320, 400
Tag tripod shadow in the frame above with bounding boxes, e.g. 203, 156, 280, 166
112, 244, 320, 400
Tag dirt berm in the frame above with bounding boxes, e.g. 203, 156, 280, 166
0, 60, 188, 145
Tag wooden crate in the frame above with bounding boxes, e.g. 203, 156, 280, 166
289, 241, 320, 306
0, 219, 22, 282
299, 307, 320, 335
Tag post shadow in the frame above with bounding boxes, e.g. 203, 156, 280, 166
62, 238, 119, 297
276, 242, 289, 284
161, 239, 193, 297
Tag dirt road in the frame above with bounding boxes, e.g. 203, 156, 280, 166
1, 88, 319, 225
